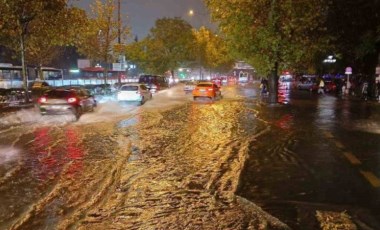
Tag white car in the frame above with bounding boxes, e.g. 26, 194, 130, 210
117, 83, 152, 105
183, 81, 196, 92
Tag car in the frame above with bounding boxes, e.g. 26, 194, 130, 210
324, 80, 337, 93
37, 87, 97, 120
192, 82, 222, 101
211, 78, 222, 87
117, 83, 152, 105
297, 76, 318, 91
138, 75, 169, 93
183, 81, 196, 92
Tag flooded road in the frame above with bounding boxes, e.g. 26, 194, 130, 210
0, 84, 287, 229
0, 83, 380, 229
238, 84, 380, 229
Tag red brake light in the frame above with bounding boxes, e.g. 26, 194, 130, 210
38, 97, 47, 103
67, 97, 77, 103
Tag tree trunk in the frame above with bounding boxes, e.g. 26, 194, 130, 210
268, 61, 279, 104
103, 67, 108, 86
38, 64, 43, 80
170, 69, 174, 82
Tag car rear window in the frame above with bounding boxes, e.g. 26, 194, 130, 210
46, 90, 73, 98
197, 83, 213, 87
121, 85, 138, 91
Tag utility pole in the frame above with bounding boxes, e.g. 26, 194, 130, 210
117, 0, 126, 84
118, 0, 121, 44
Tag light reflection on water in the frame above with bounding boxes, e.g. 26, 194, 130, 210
315, 96, 338, 130
0, 145, 20, 165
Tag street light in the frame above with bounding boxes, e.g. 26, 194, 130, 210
323, 55, 336, 63
188, 9, 194, 16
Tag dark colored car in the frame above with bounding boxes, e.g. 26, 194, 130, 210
37, 87, 97, 120
138, 75, 169, 93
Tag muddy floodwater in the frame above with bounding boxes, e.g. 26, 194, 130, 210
0, 85, 288, 229
1, 83, 380, 229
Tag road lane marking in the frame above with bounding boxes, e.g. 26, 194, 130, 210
334, 140, 344, 149
323, 131, 334, 139
360, 171, 380, 188
343, 152, 362, 165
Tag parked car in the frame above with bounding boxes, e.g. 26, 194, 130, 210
192, 82, 222, 101
138, 75, 169, 93
297, 76, 317, 91
117, 83, 152, 105
37, 87, 96, 121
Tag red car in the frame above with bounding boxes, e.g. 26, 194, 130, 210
324, 81, 337, 93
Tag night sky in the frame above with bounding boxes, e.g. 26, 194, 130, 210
70, 0, 215, 39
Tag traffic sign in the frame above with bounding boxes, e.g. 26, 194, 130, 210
345, 67, 352, 75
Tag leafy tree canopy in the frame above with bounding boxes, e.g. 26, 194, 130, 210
76, 0, 130, 67
0, 0, 86, 66
126, 17, 195, 75
204, 0, 330, 76
192, 27, 235, 73
325, 0, 380, 75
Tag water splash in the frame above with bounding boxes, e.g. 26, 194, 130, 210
0, 145, 20, 164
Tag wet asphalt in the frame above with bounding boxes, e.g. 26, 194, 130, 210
237, 82, 380, 229
0, 82, 380, 229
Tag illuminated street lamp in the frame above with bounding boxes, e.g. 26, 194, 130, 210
323, 55, 336, 63
188, 9, 194, 16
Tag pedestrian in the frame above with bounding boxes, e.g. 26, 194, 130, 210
376, 76, 380, 101
361, 81, 369, 101
318, 78, 325, 94
260, 78, 268, 95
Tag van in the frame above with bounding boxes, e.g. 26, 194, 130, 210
138, 75, 169, 93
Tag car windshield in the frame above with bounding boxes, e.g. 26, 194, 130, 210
121, 85, 139, 91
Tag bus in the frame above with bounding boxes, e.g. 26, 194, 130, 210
0, 64, 63, 89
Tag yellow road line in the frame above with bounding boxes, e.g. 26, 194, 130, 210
323, 131, 334, 139
360, 171, 380, 188
343, 152, 362, 165
334, 140, 345, 149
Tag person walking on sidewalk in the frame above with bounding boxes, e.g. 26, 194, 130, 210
318, 78, 325, 94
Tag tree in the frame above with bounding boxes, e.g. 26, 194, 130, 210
325, 0, 380, 75
129, 17, 195, 76
193, 27, 235, 76
0, 0, 70, 101
76, 0, 130, 85
205, 0, 329, 103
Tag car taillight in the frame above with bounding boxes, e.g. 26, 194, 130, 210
67, 97, 78, 103
38, 97, 47, 103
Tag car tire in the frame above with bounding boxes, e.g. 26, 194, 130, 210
193, 96, 197, 101
89, 103, 95, 112
74, 107, 82, 121
140, 97, 145, 105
